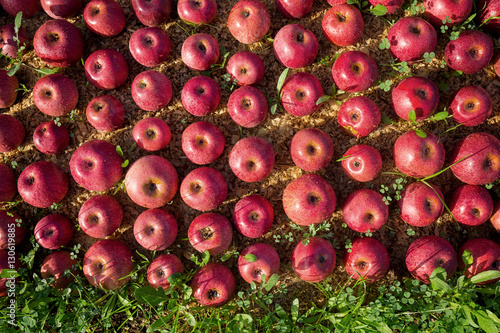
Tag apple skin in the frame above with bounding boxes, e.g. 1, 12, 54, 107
41, 251, 78, 289
181, 33, 219, 71
424, 0, 472, 27
129, 27, 171, 67
283, 173, 336, 226
84, 49, 129, 90
367, 0, 403, 14
33, 121, 70, 155
344, 237, 390, 282
291, 237, 336, 283
227, 0, 271, 44
226, 51, 264, 86
0, 70, 18, 108
343, 189, 389, 233
449, 184, 493, 226
178, 0, 217, 24
191, 263, 236, 307
33, 19, 84, 67
332, 51, 378, 93
459, 238, 500, 285
276, 0, 313, 19
188, 213, 232, 255
393, 130, 445, 178
337, 96, 380, 137
83, 239, 134, 290
0, 0, 41, 17
388, 17, 437, 63
450, 132, 500, 185
131, 0, 172, 27
83, 0, 126, 37
125, 155, 179, 208
0, 211, 25, 249
391, 76, 439, 121
133, 117, 171, 152
33, 74, 79, 117
233, 195, 274, 238
492, 201, 500, 231
280, 72, 323, 117
41, 0, 83, 19
0, 24, 29, 59
405, 235, 457, 284
131, 70, 172, 111
34, 214, 73, 250
398, 182, 444, 227
0, 114, 24, 153
444, 30, 493, 74
78, 195, 123, 239
478, 0, 500, 34
70, 140, 123, 192
273, 24, 318, 69
147, 253, 184, 290
86, 95, 125, 133
0, 250, 22, 297
322, 4, 364, 47
494, 52, 500, 78
341, 144, 382, 182
229, 136, 275, 183
180, 167, 228, 211
181, 75, 221, 116
290, 128, 334, 172
134, 208, 178, 251
227, 86, 268, 128
0, 164, 16, 202
18, 161, 68, 208
182, 121, 225, 165
238, 243, 280, 284
449, 85, 492, 127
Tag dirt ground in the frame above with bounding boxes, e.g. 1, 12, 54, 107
1, 0, 500, 312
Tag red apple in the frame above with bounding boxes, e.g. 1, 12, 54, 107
337, 96, 380, 137
0, 70, 18, 108
229, 136, 275, 182
0, 211, 24, 249
388, 17, 437, 63
181, 33, 219, 71
227, 86, 268, 128
84, 49, 129, 90
238, 243, 280, 284
83, 239, 133, 290
405, 235, 457, 284
367, 0, 403, 14
0, 24, 28, 59
86, 95, 125, 132
444, 30, 494, 74
393, 130, 445, 178
41, 0, 83, 19
342, 189, 388, 233
147, 253, 184, 290
322, 4, 364, 46
131, 70, 172, 111
391, 76, 439, 121
18, 161, 68, 208
0, 0, 41, 17
70, 140, 123, 192
33, 19, 84, 67
41, 251, 78, 289
283, 173, 336, 226
450, 132, 500, 185
133, 117, 171, 152
33, 121, 70, 155
129, 27, 171, 67
327, 0, 347, 4
341, 144, 383, 182
290, 128, 334, 172
458, 238, 500, 284
0, 164, 16, 202
33, 74, 79, 117
180, 167, 228, 211
478, 0, 500, 34
83, 0, 126, 37
233, 194, 274, 238
131, 0, 172, 27
34, 214, 73, 249
182, 121, 225, 165
491, 201, 500, 231
0, 114, 24, 153
449, 85, 492, 127
291, 237, 336, 282
280, 72, 323, 117
227, 0, 270, 44
226, 51, 264, 86
449, 184, 493, 226
273, 23, 318, 69
181, 75, 221, 116
494, 52, 500, 78
191, 263, 236, 307
78, 195, 123, 239
398, 182, 444, 227
344, 237, 390, 282
125, 155, 179, 208
178, 0, 217, 24
332, 51, 378, 93
424, 0, 472, 26
134, 208, 178, 251
276, 0, 313, 18
188, 213, 232, 255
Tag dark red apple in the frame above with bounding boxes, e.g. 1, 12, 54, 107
131, 0, 172, 27
449, 184, 493, 226
0, 70, 18, 108
332, 51, 378, 93
322, 4, 364, 46
280, 72, 323, 117
191, 263, 236, 307
33, 74, 79, 117
181, 33, 219, 71
226, 51, 264, 86
283, 173, 336, 226
0, 114, 24, 153
129, 27, 171, 67
178, 0, 217, 24
449, 85, 492, 127
0, 24, 28, 59
86, 95, 125, 133
84, 49, 129, 90
424, 0, 472, 26
227, 0, 270, 44
41, 251, 78, 289
238, 243, 280, 284
291, 237, 336, 282
188, 213, 232, 255
229, 136, 275, 182
276, 0, 313, 18
134, 208, 178, 251
0, 211, 24, 249
34, 214, 73, 249
444, 30, 493, 74
182, 121, 225, 165
33, 121, 70, 155
133, 117, 171, 152
337, 96, 380, 137
388, 17, 437, 63
459, 238, 500, 285
273, 23, 318, 69
342, 189, 388, 233
494, 52, 500, 78
83, 0, 126, 37
341, 144, 382, 182
492, 202, 500, 231
147, 253, 184, 290
78, 195, 123, 239
478, 0, 500, 34
181, 75, 221, 116
290, 128, 334, 172
233, 194, 274, 238
0, 164, 16, 202
391, 76, 439, 121
41, 0, 83, 19
227, 86, 268, 128
0, 0, 41, 17
398, 182, 444, 227
131, 70, 172, 111
180, 167, 228, 211
344, 237, 390, 282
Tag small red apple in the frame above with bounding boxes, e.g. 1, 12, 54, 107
273, 23, 319, 69
0, 24, 28, 59
0, 70, 18, 108
290, 128, 334, 172
344, 237, 390, 282
341, 144, 382, 182
229, 136, 275, 182
332, 51, 378, 93
85, 49, 129, 90
238, 243, 280, 284
86, 95, 125, 133
191, 263, 236, 307
41, 0, 83, 19
337, 96, 380, 137
41, 251, 79, 289
83, 0, 126, 37
449, 184, 493, 226
34, 214, 73, 250
129, 27, 171, 67
398, 182, 444, 227
226, 51, 264, 86
233, 194, 274, 238
131, 70, 172, 111
134, 208, 178, 251
342, 189, 388, 233
181, 33, 219, 71
0, 164, 16, 203
322, 4, 364, 46
181, 75, 221, 116
0, 0, 41, 17
444, 30, 494, 74
458, 238, 500, 285
178, 0, 217, 25
276, 0, 313, 18
227, 0, 270, 44
388, 17, 437, 63
78, 195, 123, 239
227, 85, 268, 128
280, 72, 323, 117
131, 0, 172, 27
33, 74, 79, 117
449, 85, 492, 127
133, 117, 171, 152
424, 0, 473, 27
147, 253, 184, 290
33, 121, 70, 155
188, 213, 232, 255
0, 211, 25, 249
391, 76, 439, 121
181, 121, 225, 165
291, 237, 336, 282
0, 114, 24, 153
180, 167, 228, 212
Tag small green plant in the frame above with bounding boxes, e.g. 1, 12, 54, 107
270, 67, 289, 115
379, 38, 390, 50
190, 250, 210, 267
406, 227, 416, 236
404, 0, 426, 15
53, 117, 62, 127
316, 83, 344, 106
380, 177, 407, 205
220, 73, 239, 92
115, 145, 129, 168
201, 45, 230, 76
290, 221, 334, 246
423, 51, 436, 63
379, 79, 392, 92
408, 110, 427, 138
49, 202, 62, 210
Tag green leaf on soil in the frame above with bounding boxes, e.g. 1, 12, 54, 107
370, 4, 388, 16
